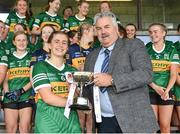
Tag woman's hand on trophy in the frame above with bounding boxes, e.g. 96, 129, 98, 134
74, 87, 80, 98
93, 73, 112, 87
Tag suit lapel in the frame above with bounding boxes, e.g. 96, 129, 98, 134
89, 48, 101, 72
109, 38, 124, 73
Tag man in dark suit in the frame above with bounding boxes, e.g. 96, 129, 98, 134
84, 12, 159, 133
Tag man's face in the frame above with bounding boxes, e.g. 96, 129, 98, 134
95, 16, 119, 48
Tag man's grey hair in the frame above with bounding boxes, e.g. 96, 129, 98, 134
93, 11, 117, 27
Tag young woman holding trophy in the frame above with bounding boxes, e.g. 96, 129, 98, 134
32, 31, 81, 133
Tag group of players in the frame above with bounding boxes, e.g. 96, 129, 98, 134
0, 0, 179, 133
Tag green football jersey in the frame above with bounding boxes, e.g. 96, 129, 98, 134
32, 60, 81, 133
3, 51, 33, 103
33, 12, 63, 31
0, 48, 8, 95
5, 11, 28, 44
173, 41, 180, 55
64, 15, 93, 31
0, 41, 6, 49
173, 41, 180, 100
146, 41, 179, 92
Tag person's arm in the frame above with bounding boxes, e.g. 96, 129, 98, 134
38, 87, 67, 107
162, 64, 178, 100
177, 73, 180, 85
31, 26, 41, 35
149, 82, 165, 96
3, 73, 9, 94
0, 65, 7, 86
112, 39, 153, 93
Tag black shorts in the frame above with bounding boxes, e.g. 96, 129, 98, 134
149, 91, 174, 105
175, 101, 180, 106
3, 99, 34, 110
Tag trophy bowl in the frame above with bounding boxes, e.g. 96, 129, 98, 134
69, 72, 93, 110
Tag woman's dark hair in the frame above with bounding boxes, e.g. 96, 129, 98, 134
47, 31, 69, 44
118, 24, 127, 38
45, 0, 58, 11
125, 23, 137, 31
67, 30, 78, 39
62, 6, 73, 15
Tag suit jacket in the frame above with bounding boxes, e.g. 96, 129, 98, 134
84, 38, 159, 133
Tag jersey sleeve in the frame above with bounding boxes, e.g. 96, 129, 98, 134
32, 62, 51, 91
170, 47, 179, 64
33, 13, 43, 28
0, 49, 8, 66
5, 13, 12, 28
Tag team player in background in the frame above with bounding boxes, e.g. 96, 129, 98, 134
99, 1, 121, 24
125, 23, 137, 39
31, 0, 63, 36
173, 24, 180, 131
146, 23, 179, 133
66, 23, 94, 71
32, 31, 81, 133
30, 24, 55, 68
2, 31, 33, 133
62, 6, 73, 29
64, 0, 93, 32
2, 0, 31, 44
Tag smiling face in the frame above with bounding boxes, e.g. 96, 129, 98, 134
78, 2, 89, 17
126, 25, 136, 39
95, 16, 119, 48
41, 26, 54, 43
49, 33, 68, 58
49, 0, 61, 13
16, 0, 28, 16
13, 33, 28, 52
148, 25, 166, 44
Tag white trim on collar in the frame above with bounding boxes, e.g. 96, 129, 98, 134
45, 59, 65, 71
152, 43, 165, 53
46, 11, 57, 17
16, 12, 26, 19
75, 14, 85, 21
13, 51, 28, 59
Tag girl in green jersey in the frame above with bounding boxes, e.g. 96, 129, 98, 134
147, 23, 179, 133
2, 0, 31, 43
3, 31, 33, 133
32, 31, 81, 133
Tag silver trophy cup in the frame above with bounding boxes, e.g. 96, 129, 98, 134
69, 71, 93, 110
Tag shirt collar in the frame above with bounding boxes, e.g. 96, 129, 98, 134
100, 43, 115, 55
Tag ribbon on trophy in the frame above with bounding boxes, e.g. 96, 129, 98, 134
64, 72, 76, 119
93, 86, 102, 123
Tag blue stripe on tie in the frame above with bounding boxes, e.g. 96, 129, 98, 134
100, 49, 110, 93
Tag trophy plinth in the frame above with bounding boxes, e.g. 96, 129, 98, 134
69, 72, 93, 110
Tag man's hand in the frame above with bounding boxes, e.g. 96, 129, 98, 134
93, 73, 112, 87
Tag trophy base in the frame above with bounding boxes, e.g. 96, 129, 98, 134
69, 97, 91, 110
69, 104, 91, 110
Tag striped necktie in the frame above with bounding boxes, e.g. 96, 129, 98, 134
100, 49, 110, 93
